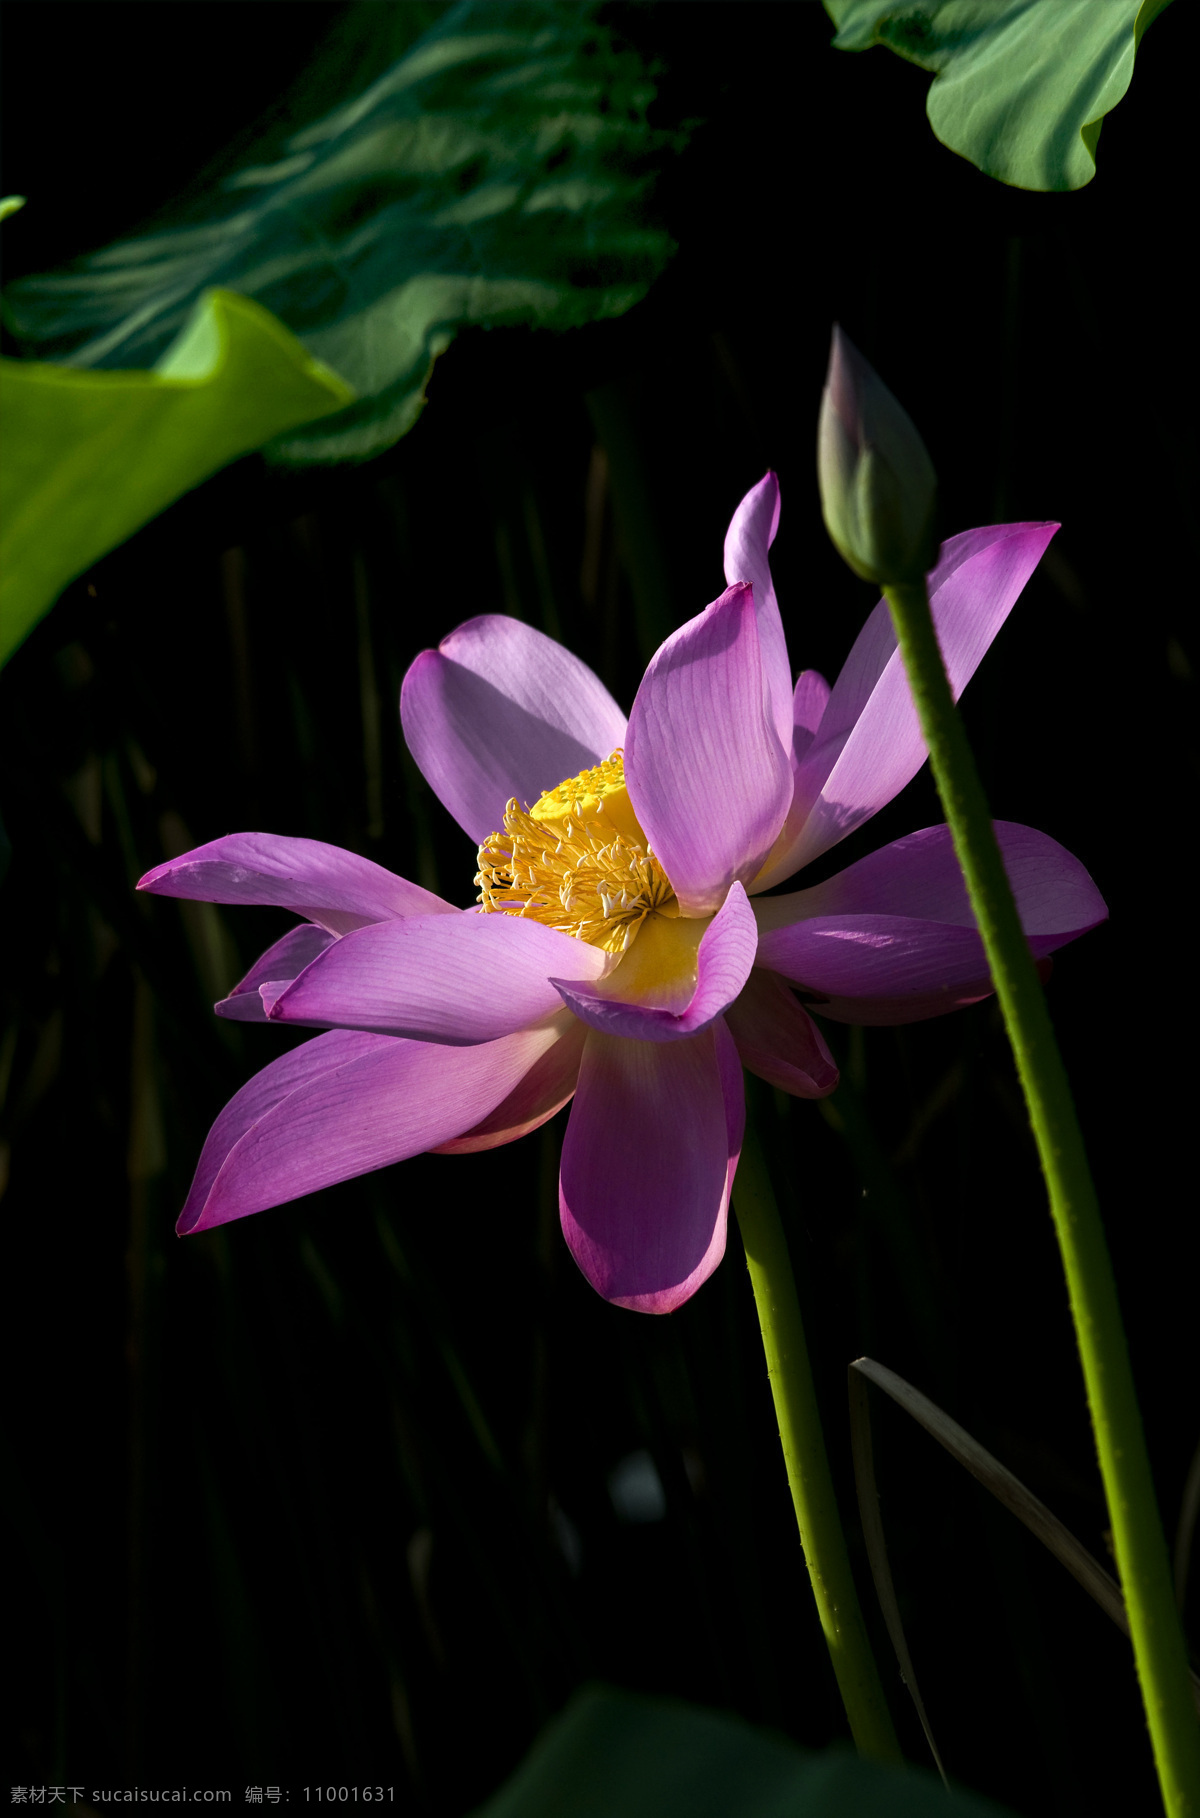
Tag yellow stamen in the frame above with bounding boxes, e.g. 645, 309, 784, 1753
475, 751, 678, 955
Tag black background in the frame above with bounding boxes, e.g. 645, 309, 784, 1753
2, 4, 1196, 1814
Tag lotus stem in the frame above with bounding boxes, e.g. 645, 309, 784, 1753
883, 577, 1200, 1817
733, 1110, 902, 1763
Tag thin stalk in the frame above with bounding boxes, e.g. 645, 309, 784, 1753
883, 578, 1200, 1817
733, 1113, 902, 1763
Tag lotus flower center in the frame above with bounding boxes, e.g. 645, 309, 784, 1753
475, 751, 677, 954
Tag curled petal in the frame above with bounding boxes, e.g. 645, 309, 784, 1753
551, 882, 757, 1043
754, 522, 1058, 888
625, 584, 793, 914
269, 912, 607, 1044
138, 832, 455, 935
401, 615, 628, 845
725, 968, 839, 1098
722, 472, 793, 756
180, 1022, 567, 1233
559, 1021, 742, 1314
431, 1012, 586, 1153
258, 979, 292, 1018
215, 924, 334, 1022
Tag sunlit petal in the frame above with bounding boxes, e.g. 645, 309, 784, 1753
754, 522, 1058, 887
432, 1013, 586, 1153
401, 614, 627, 844
626, 584, 792, 914
181, 1021, 568, 1233
723, 471, 793, 755
138, 831, 457, 934
269, 911, 607, 1043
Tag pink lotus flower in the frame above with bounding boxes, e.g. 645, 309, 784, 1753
138, 476, 1105, 1312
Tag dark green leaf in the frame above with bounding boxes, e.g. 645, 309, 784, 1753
824, 0, 1174, 191
472, 1686, 1018, 1817
4, 0, 679, 466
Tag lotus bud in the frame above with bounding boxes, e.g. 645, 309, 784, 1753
817, 325, 937, 586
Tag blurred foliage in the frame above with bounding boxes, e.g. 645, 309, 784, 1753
825, 0, 1174, 190
0, 0, 680, 665
2, 0, 680, 465
473, 1685, 1016, 1815
1, 4, 1197, 1816
0, 291, 353, 665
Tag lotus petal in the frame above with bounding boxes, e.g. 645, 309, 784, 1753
181, 1021, 567, 1233
722, 472, 793, 755
559, 1021, 743, 1313
754, 523, 1058, 887
552, 882, 757, 1042
401, 614, 628, 845
215, 923, 335, 1021
724, 968, 839, 1098
625, 585, 792, 915
139, 832, 455, 934
432, 1012, 586, 1153
269, 911, 607, 1043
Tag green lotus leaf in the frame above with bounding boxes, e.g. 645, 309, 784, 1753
0, 288, 354, 666
824, 0, 1173, 190
4, 0, 679, 467
473, 1686, 1017, 1818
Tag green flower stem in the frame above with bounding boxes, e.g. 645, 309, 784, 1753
883, 578, 1200, 1817
733, 1113, 902, 1764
